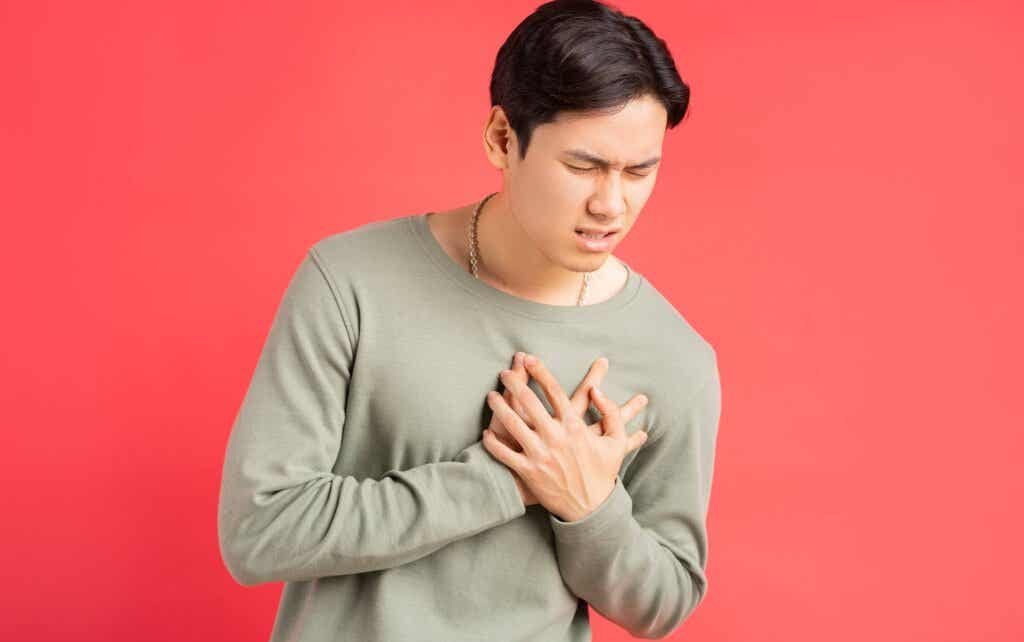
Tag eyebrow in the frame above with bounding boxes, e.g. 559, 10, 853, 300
562, 148, 662, 169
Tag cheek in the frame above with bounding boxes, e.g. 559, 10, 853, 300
538, 177, 592, 220
516, 174, 579, 220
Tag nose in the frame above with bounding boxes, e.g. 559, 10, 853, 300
587, 176, 626, 221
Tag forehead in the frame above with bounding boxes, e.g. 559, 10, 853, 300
535, 96, 667, 163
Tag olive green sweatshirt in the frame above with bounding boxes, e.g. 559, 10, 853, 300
216, 212, 722, 641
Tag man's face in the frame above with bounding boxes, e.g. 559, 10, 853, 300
502, 93, 667, 272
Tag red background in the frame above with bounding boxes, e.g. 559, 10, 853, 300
3, 1, 1021, 640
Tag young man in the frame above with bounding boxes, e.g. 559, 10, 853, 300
217, 1, 721, 640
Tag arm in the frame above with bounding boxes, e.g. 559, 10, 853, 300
547, 369, 722, 639
217, 247, 525, 587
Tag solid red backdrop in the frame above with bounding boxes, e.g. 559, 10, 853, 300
2, 1, 1021, 640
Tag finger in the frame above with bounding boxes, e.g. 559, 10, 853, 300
510, 352, 531, 421
624, 427, 650, 453
503, 375, 527, 421
488, 389, 544, 456
570, 357, 608, 419
498, 386, 530, 449
522, 355, 573, 421
504, 388, 528, 431
618, 393, 649, 425
497, 353, 534, 449
490, 404, 522, 451
513, 351, 526, 374
500, 369, 556, 437
589, 385, 624, 438
497, 353, 529, 425
482, 425, 530, 472
583, 393, 648, 437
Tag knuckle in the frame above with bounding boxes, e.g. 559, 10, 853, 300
567, 416, 587, 432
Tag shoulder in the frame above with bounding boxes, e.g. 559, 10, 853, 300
304, 214, 421, 295
309, 215, 413, 271
299, 214, 419, 341
632, 280, 721, 450
619, 273, 720, 434
634, 273, 718, 380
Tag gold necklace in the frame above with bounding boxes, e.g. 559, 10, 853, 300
467, 192, 591, 305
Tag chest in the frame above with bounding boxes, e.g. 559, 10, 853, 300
333, 299, 652, 475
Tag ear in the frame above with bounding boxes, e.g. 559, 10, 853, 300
481, 105, 515, 170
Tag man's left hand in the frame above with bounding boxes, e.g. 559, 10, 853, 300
483, 354, 649, 522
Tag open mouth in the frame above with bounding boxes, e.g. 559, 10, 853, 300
575, 229, 615, 240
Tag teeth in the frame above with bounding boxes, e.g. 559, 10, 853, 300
579, 231, 605, 239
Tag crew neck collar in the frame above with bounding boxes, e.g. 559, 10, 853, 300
407, 211, 643, 323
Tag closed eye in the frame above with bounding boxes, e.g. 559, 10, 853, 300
566, 165, 652, 177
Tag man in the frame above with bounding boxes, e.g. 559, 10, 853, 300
217, 1, 721, 640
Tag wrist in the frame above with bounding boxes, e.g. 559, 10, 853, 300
512, 475, 527, 502
560, 479, 615, 522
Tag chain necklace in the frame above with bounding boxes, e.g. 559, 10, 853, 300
468, 192, 591, 306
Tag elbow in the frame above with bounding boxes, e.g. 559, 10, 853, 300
638, 610, 694, 640
631, 605, 694, 640
219, 532, 265, 587
632, 571, 707, 639
222, 552, 264, 587
632, 615, 684, 641
225, 564, 261, 588
218, 509, 272, 587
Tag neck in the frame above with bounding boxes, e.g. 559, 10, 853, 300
470, 191, 594, 306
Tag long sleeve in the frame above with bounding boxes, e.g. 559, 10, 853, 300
547, 368, 722, 640
217, 247, 526, 587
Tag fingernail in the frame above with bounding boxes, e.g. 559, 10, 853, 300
525, 354, 537, 366
593, 386, 603, 397
514, 352, 523, 366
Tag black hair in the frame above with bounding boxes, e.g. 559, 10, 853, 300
489, 0, 691, 161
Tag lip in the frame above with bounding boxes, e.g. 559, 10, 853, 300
574, 228, 620, 252
575, 227, 622, 236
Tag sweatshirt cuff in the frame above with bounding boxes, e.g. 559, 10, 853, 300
459, 440, 527, 521
548, 475, 632, 541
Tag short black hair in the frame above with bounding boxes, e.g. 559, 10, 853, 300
489, 0, 690, 161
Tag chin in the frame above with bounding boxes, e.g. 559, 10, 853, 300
569, 253, 608, 271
